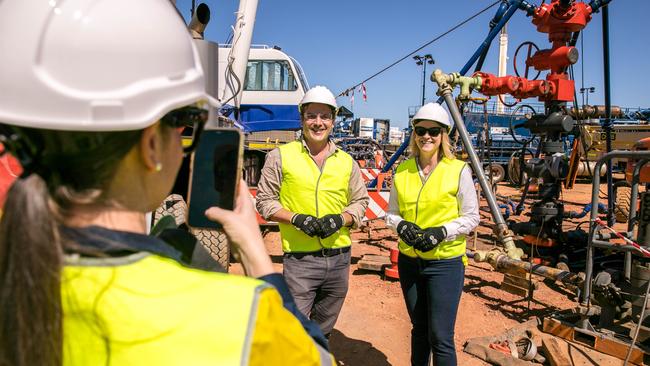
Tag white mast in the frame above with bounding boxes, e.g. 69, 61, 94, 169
496, 25, 508, 115
222, 0, 258, 109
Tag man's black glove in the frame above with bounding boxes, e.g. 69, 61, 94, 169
316, 214, 345, 239
396, 220, 423, 246
291, 214, 321, 237
414, 226, 447, 252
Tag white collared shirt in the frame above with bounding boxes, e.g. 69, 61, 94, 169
385, 163, 479, 241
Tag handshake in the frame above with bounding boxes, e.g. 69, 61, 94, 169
397, 221, 446, 252
291, 213, 346, 239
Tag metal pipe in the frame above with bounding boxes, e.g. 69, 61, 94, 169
583, 151, 650, 306
625, 160, 648, 279
188, 3, 210, 39
435, 69, 522, 260
473, 250, 583, 288
602, 5, 614, 226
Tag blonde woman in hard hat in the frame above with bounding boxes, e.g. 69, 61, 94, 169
256, 86, 369, 339
385, 103, 479, 366
0, 1, 334, 365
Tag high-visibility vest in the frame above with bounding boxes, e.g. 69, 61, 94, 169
278, 141, 353, 252
394, 157, 467, 260
62, 253, 334, 365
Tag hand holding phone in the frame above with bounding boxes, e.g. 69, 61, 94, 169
187, 128, 243, 230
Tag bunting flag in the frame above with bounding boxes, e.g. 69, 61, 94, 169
350, 89, 355, 108
360, 83, 367, 101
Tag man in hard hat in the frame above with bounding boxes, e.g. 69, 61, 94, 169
256, 86, 369, 338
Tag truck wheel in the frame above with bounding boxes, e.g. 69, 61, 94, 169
154, 194, 187, 226
614, 184, 632, 223
507, 152, 528, 186
488, 163, 506, 184
190, 228, 230, 269
153, 194, 230, 269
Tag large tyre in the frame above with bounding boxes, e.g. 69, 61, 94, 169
190, 228, 230, 269
153, 194, 230, 269
507, 152, 528, 186
614, 184, 632, 223
488, 163, 506, 184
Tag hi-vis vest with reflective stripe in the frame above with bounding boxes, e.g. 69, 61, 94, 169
394, 157, 467, 260
62, 254, 334, 366
278, 140, 353, 252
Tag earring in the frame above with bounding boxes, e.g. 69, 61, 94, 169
155, 162, 163, 172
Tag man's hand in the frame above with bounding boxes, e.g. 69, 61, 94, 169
316, 214, 345, 239
396, 221, 423, 246
291, 214, 321, 237
414, 226, 446, 252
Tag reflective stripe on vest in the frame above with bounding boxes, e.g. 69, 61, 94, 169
394, 157, 467, 260
62, 254, 267, 366
278, 140, 353, 252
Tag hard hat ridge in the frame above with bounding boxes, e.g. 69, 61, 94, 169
411, 103, 452, 130
299, 86, 338, 113
0, 0, 215, 132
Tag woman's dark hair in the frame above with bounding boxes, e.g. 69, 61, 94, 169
0, 126, 144, 366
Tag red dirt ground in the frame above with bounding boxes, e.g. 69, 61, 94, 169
232, 181, 631, 365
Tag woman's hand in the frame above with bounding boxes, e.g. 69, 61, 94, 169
204, 180, 274, 278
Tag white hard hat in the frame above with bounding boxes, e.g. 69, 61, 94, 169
299, 86, 338, 113
412, 103, 452, 130
0, 0, 216, 131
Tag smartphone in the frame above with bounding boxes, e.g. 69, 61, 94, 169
187, 128, 243, 229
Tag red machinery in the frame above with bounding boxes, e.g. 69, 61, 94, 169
476, 0, 598, 103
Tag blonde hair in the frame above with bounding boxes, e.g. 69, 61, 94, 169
408, 128, 456, 160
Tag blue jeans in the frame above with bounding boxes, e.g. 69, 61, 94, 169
398, 254, 465, 366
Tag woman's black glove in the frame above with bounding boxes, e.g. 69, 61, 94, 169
414, 226, 447, 252
291, 214, 321, 237
316, 214, 345, 239
397, 220, 423, 246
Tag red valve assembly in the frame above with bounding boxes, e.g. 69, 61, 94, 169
477, 0, 597, 103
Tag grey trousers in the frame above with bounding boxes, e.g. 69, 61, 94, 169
283, 250, 351, 336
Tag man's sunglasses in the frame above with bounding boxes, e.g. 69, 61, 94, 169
414, 126, 443, 137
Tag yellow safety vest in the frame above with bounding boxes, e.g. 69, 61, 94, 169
278, 140, 353, 252
394, 157, 467, 261
62, 253, 334, 366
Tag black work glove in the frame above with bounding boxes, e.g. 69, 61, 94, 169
291, 214, 321, 237
316, 214, 345, 239
396, 220, 423, 246
414, 226, 447, 252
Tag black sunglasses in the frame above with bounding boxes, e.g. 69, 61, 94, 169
414, 126, 442, 137
161, 106, 209, 154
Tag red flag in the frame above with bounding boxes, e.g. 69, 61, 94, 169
361, 83, 367, 101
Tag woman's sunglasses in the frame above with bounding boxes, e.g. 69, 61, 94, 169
161, 106, 209, 153
414, 126, 442, 137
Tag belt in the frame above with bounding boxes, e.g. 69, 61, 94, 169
287, 246, 351, 258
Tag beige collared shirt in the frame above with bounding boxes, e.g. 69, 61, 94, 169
256, 139, 369, 228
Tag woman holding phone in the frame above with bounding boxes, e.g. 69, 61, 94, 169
385, 103, 479, 366
0, 1, 332, 365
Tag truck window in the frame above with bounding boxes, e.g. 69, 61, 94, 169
244, 60, 298, 91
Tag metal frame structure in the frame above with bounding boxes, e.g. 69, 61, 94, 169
582, 150, 650, 307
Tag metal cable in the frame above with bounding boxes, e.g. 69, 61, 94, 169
337, 0, 501, 97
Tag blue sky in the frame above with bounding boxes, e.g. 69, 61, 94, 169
176, 0, 649, 128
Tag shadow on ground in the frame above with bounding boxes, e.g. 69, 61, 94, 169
329, 329, 391, 366
463, 273, 562, 322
